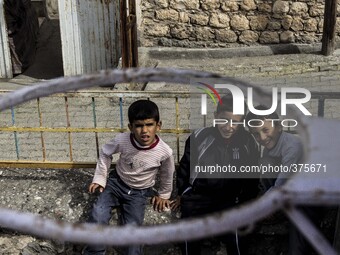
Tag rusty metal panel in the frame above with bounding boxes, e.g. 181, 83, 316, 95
58, 0, 121, 76
0, 0, 13, 78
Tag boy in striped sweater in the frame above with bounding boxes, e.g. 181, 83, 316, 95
83, 100, 175, 255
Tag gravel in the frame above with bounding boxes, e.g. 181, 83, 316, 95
0, 168, 337, 255
0, 168, 182, 254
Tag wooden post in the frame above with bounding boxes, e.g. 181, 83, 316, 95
321, 0, 338, 56
120, 0, 128, 67
129, 0, 138, 67
120, 0, 138, 68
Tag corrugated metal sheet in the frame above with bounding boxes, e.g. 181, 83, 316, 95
0, 0, 13, 78
58, 0, 121, 76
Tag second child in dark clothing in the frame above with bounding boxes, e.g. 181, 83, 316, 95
172, 94, 260, 255
246, 105, 324, 255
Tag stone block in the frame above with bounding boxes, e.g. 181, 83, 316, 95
273, 1, 290, 15
239, 30, 259, 43
190, 13, 210, 25
336, 17, 340, 33
299, 33, 317, 43
318, 19, 324, 32
155, 9, 179, 22
145, 24, 170, 37
221, 1, 239, 12
215, 29, 238, 42
209, 12, 230, 28
230, 14, 250, 31
258, 3, 272, 13
194, 27, 215, 40
267, 21, 282, 31
282, 15, 293, 30
291, 17, 303, 31
309, 4, 324, 17
201, 0, 220, 11
156, 0, 169, 8
170, 25, 190, 39
249, 15, 269, 31
241, 0, 257, 11
259, 31, 280, 44
290, 2, 308, 16
304, 18, 318, 32
179, 12, 190, 23
169, 0, 199, 10
280, 31, 295, 43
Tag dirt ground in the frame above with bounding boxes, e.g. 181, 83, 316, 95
0, 167, 337, 255
0, 167, 222, 255
0, 167, 179, 255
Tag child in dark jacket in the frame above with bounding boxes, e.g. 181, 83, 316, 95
172, 94, 260, 255
246, 105, 323, 255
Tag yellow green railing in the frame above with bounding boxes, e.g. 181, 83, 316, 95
0, 90, 339, 168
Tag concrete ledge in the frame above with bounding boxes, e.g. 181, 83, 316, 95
139, 43, 323, 60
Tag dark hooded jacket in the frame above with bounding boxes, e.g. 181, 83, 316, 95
177, 126, 260, 203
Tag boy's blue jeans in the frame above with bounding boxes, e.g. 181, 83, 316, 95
83, 171, 152, 255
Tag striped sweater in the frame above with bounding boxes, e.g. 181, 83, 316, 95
92, 132, 175, 199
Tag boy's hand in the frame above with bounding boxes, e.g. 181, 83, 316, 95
151, 196, 170, 212
170, 196, 181, 212
89, 183, 104, 193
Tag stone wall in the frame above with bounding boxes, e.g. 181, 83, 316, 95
140, 0, 340, 47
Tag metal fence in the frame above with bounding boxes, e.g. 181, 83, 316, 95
0, 89, 339, 169
0, 90, 192, 168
